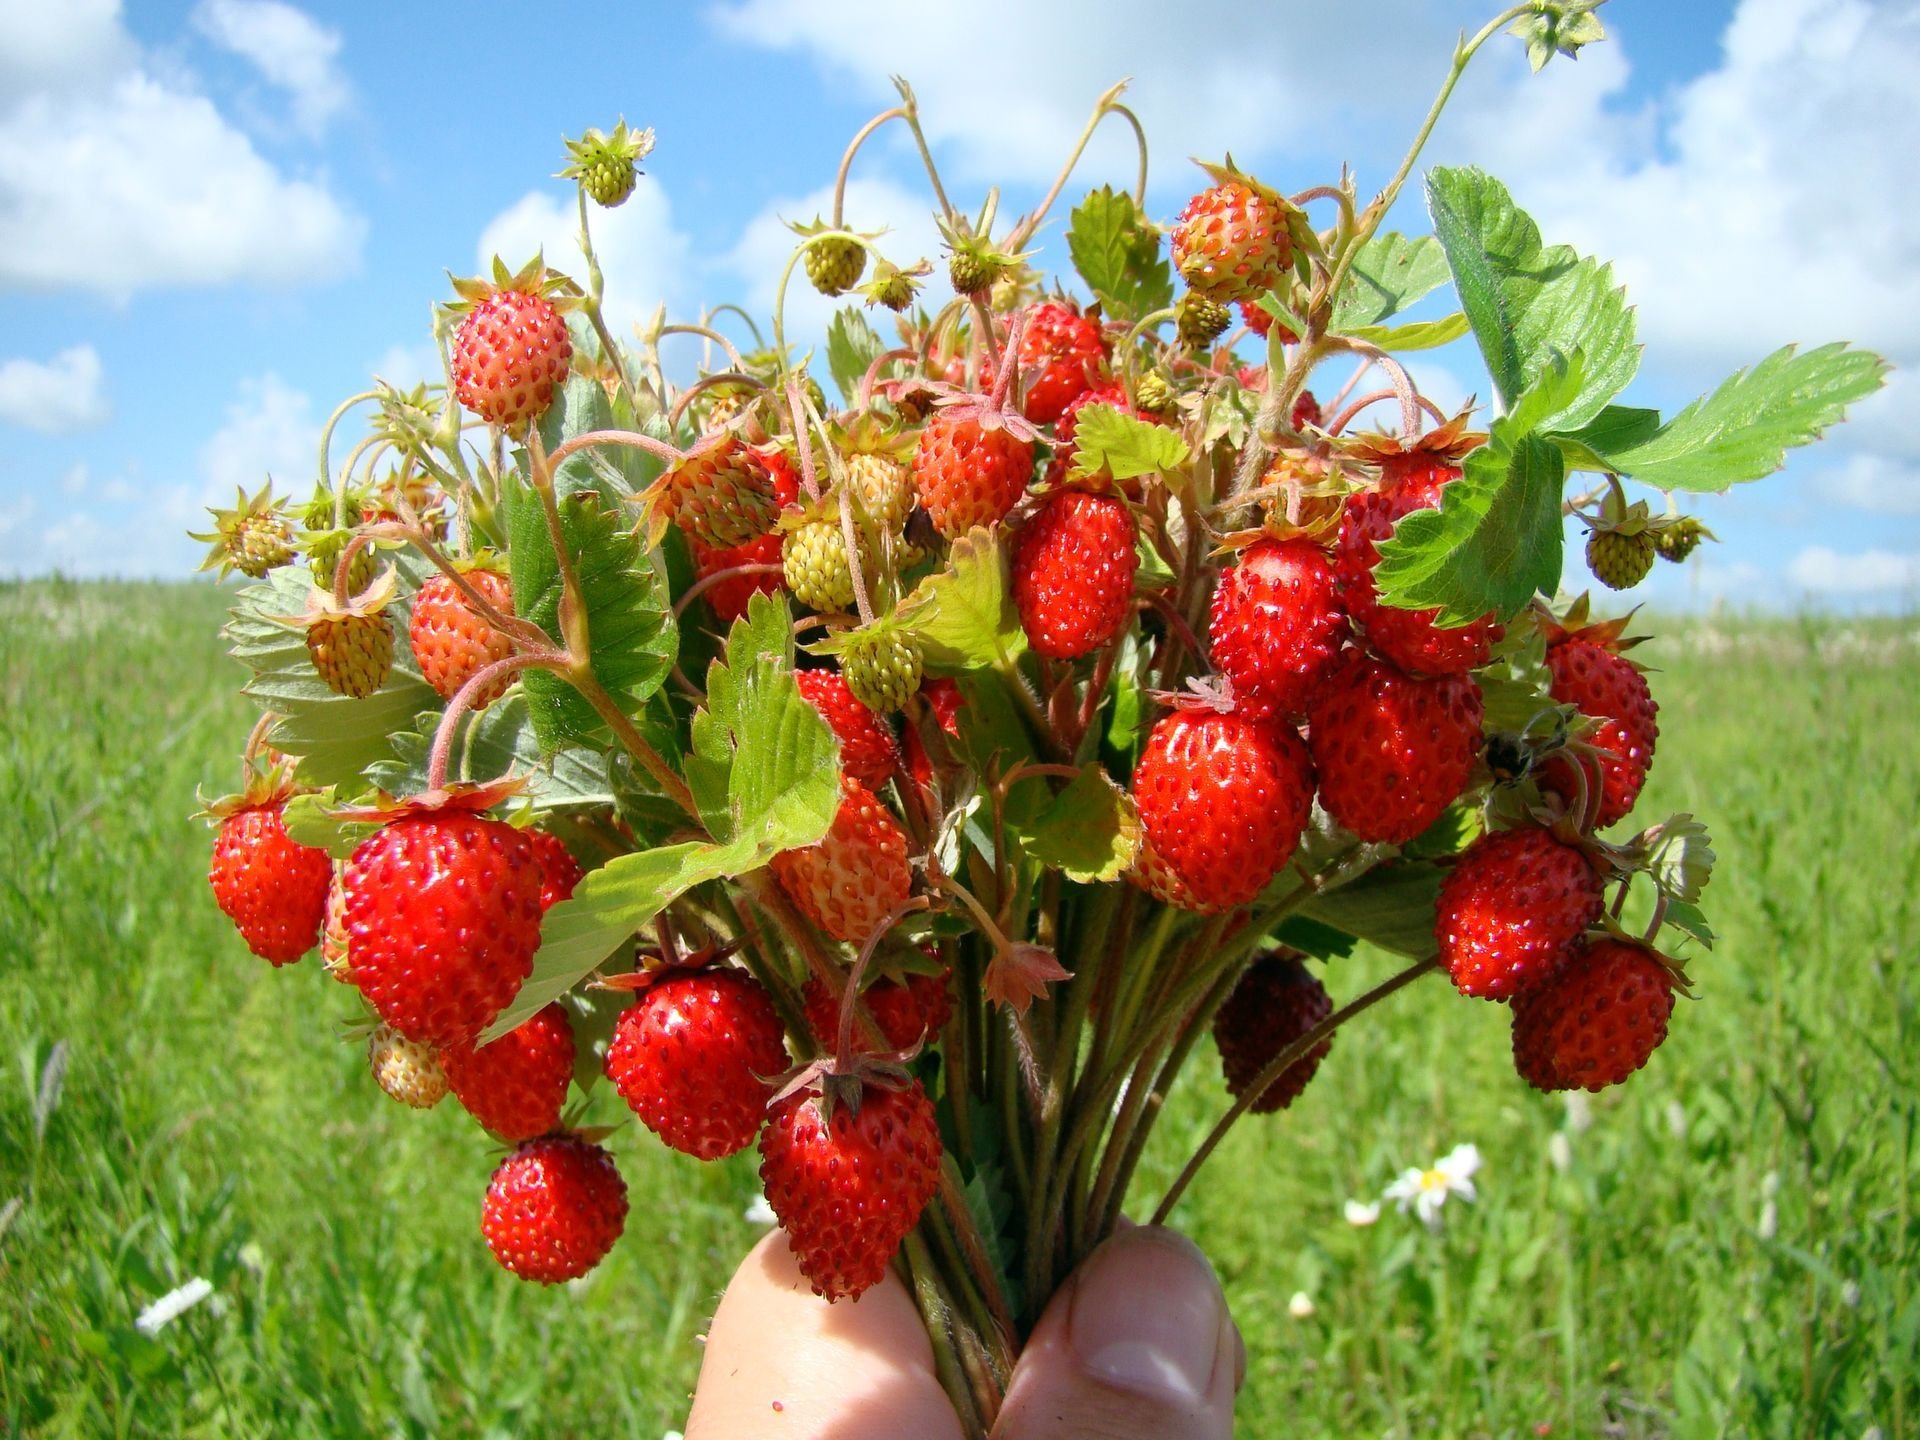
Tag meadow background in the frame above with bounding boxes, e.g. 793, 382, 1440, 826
0, 577, 1913, 1438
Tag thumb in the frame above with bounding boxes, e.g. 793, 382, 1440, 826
993, 1226, 1243, 1440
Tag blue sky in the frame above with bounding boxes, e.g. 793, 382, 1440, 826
2, 0, 1915, 610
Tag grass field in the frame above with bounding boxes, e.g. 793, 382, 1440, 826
2, 578, 1915, 1438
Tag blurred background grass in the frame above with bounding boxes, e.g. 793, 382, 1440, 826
1, 578, 1914, 1437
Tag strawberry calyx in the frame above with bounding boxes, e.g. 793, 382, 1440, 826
1531, 593, 1653, 664
767, 1053, 921, 1125
329, 775, 528, 826
1338, 407, 1486, 473
440, 252, 583, 320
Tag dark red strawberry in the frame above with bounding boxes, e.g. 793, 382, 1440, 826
440, 1002, 575, 1141
1011, 488, 1139, 659
1511, 939, 1676, 1092
1539, 624, 1659, 829
1435, 826, 1603, 1000
482, 1135, 628, 1283
802, 967, 954, 1053
1308, 652, 1483, 843
1208, 539, 1346, 718
1212, 953, 1333, 1112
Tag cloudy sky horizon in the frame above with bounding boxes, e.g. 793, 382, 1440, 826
2, 0, 1914, 611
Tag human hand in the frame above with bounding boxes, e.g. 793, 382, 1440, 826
683, 1224, 1243, 1439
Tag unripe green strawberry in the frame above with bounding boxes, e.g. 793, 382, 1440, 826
192, 484, 294, 579
849, 451, 914, 532
1654, 515, 1709, 563
309, 612, 393, 698
1133, 370, 1175, 415
1176, 292, 1231, 349
838, 626, 923, 714
1587, 528, 1655, 590
948, 248, 996, 297
783, 518, 859, 613
559, 120, 653, 209
368, 1024, 448, 1109
804, 235, 867, 297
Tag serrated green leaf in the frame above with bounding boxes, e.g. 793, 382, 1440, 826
826, 307, 886, 407
280, 792, 376, 861
1661, 898, 1716, 951
683, 592, 839, 852
1583, 344, 1889, 493
1553, 404, 1662, 473
1015, 767, 1139, 883
365, 696, 612, 809
1068, 403, 1190, 483
1427, 167, 1639, 431
1066, 186, 1173, 324
482, 836, 759, 1040
1339, 312, 1471, 353
225, 563, 440, 790
506, 464, 675, 752
897, 526, 1024, 668
1374, 359, 1581, 624
1296, 862, 1445, 960
1331, 232, 1452, 329
1270, 916, 1359, 959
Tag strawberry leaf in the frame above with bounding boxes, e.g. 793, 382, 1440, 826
1373, 359, 1578, 624
1295, 862, 1446, 960
225, 560, 439, 790
896, 526, 1024, 669
1013, 766, 1141, 883
1067, 403, 1190, 482
1338, 312, 1471, 353
1066, 186, 1172, 324
1330, 232, 1451, 329
1553, 404, 1662, 474
367, 696, 613, 809
1427, 166, 1639, 431
827, 306, 885, 407
280, 793, 376, 860
684, 591, 840, 852
1575, 343, 1889, 492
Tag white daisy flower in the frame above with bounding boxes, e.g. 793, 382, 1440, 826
1383, 1143, 1482, 1228
1343, 1198, 1382, 1227
134, 1277, 214, 1336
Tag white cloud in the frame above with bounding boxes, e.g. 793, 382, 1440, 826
0, 2, 363, 299
61, 462, 91, 496
0, 345, 110, 433
708, 0, 1461, 191
192, 0, 349, 136
1786, 545, 1920, 595
476, 175, 692, 343
199, 372, 319, 500
368, 340, 443, 392
1816, 452, 1920, 516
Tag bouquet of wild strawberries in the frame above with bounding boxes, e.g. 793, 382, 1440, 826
193, 4, 1883, 1429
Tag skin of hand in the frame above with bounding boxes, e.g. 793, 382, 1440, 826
683, 1224, 1243, 1440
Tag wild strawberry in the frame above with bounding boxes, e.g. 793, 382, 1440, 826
482, 1135, 628, 1284
1132, 709, 1315, 912
1336, 482, 1502, 676
1171, 171, 1292, 304
798, 668, 900, 790
409, 567, 516, 707
1586, 528, 1655, 590
605, 968, 788, 1160
758, 1078, 942, 1301
343, 805, 545, 1048
525, 828, 583, 912
1133, 370, 1175, 415
1212, 953, 1333, 1113
771, 779, 913, 943
558, 119, 652, 209
1436, 826, 1603, 1000
1654, 515, 1710, 563
688, 447, 801, 624
1539, 622, 1658, 829
1308, 652, 1483, 844
447, 258, 574, 435
1010, 302, 1106, 425
368, 1023, 449, 1109
1011, 489, 1139, 659
440, 1002, 575, 1142
1511, 939, 1676, 1092
1175, 292, 1232, 350
285, 568, 399, 699
802, 967, 953, 1053
837, 624, 924, 715
1292, 390, 1323, 434
782, 517, 861, 613
320, 870, 352, 981
208, 801, 332, 965
912, 408, 1034, 538
192, 482, 293, 579
848, 449, 916, 534
1238, 299, 1297, 344
1128, 831, 1202, 910
658, 434, 784, 549
804, 234, 868, 297
1044, 381, 1131, 486
1208, 539, 1346, 718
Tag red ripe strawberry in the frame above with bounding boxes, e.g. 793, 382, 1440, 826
1012, 302, 1106, 425
440, 1002, 575, 1141
1172, 180, 1291, 304
1511, 939, 1676, 1092
1011, 489, 1139, 660
802, 967, 953, 1053
758, 1080, 942, 1301
912, 409, 1034, 539
1237, 299, 1298, 344
208, 802, 332, 965
343, 812, 544, 1047
408, 568, 516, 707
1208, 539, 1346, 718
1212, 953, 1333, 1113
1309, 652, 1483, 843
1436, 826, 1603, 1000
1132, 709, 1315, 912
1292, 390, 1323, 433
771, 780, 913, 944
605, 968, 788, 1160
798, 668, 900, 791
482, 1135, 628, 1283
525, 828, 582, 912
1540, 634, 1659, 828
451, 289, 572, 435
1337, 481, 1503, 675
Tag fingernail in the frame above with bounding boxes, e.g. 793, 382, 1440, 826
1066, 1227, 1225, 1406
